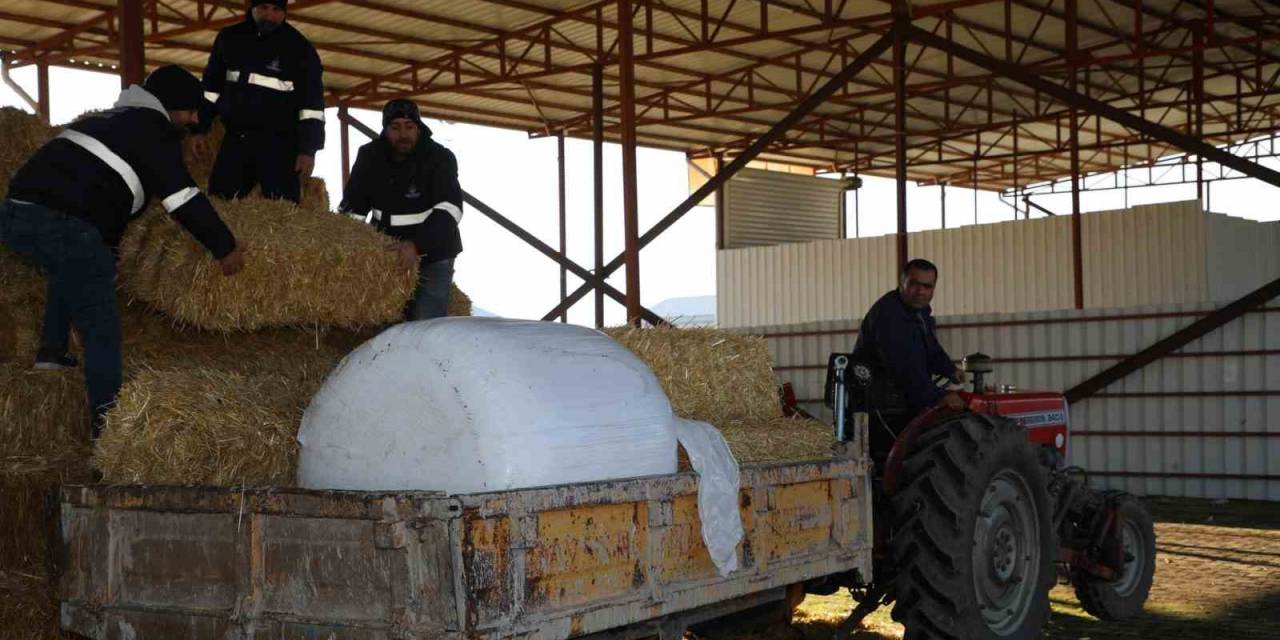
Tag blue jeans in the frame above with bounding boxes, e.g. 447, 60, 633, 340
408, 257, 454, 321
0, 200, 122, 432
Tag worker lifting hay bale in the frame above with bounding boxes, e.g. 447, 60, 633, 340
117, 198, 417, 331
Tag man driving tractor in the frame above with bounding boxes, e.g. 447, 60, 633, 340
851, 258, 965, 460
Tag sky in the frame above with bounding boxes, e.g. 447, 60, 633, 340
2, 62, 1277, 326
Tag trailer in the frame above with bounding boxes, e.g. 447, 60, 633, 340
57, 453, 871, 639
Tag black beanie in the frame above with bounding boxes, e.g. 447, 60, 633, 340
382, 99, 423, 129
143, 65, 205, 111
251, 0, 288, 9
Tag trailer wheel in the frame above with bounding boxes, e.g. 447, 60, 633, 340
1073, 494, 1156, 621
888, 414, 1056, 640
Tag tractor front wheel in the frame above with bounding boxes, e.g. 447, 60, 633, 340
888, 413, 1057, 640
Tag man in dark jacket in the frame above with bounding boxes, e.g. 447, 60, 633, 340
338, 99, 462, 320
852, 259, 965, 416
198, 0, 325, 203
0, 65, 245, 439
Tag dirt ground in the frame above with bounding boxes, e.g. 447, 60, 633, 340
709, 497, 1280, 640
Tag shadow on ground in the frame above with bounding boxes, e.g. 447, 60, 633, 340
693, 497, 1280, 640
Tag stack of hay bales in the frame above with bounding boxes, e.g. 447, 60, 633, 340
607, 326, 833, 463
1, 253, 92, 640
0, 108, 471, 639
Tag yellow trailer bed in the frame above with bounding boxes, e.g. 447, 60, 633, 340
58, 456, 871, 639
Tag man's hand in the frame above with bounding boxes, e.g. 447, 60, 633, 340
189, 134, 210, 161
295, 153, 315, 178
939, 392, 965, 412
386, 240, 419, 270
953, 366, 967, 385
218, 243, 246, 276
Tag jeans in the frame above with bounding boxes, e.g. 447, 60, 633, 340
0, 200, 122, 434
407, 257, 455, 321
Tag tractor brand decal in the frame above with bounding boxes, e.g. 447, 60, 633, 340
1008, 410, 1067, 428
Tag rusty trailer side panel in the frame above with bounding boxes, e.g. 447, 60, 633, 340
58, 458, 872, 640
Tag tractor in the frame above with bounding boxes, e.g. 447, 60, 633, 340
813, 351, 1156, 640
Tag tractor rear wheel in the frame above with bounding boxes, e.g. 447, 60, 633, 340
1072, 494, 1156, 621
888, 414, 1056, 640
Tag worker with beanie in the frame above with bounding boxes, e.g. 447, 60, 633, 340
198, 0, 325, 203
0, 64, 245, 441
338, 99, 463, 320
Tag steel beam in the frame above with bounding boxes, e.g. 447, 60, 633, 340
339, 105, 351, 188
1067, 0, 1084, 310
893, 17, 908, 272
618, 0, 641, 325
117, 0, 145, 87
557, 132, 568, 323
904, 24, 1280, 189
540, 29, 897, 322
593, 62, 605, 329
1065, 276, 1280, 404
36, 61, 49, 123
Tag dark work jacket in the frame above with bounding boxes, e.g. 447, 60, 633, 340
8, 86, 236, 258
851, 289, 956, 414
201, 18, 325, 154
337, 127, 463, 264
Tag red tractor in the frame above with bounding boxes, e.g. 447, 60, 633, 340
817, 352, 1156, 640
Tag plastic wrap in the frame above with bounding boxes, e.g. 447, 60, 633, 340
297, 318, 677, 493
674, 418, 744, 576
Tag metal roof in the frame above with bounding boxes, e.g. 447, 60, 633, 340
2, 0, 1278, 189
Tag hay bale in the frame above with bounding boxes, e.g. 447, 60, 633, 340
0, 248, 45, 361
300, 177, 329, 211
448, 283, 472, 317
94, 367, 319, 486
607, 326, 780, 428
98, 308, 348, 485
0, 108, 56, 201
117, 199, 416, 331
182, 119, 224, 187
0, 363, 89, 467
0, 561, 60, 640
718, 415, 834, 463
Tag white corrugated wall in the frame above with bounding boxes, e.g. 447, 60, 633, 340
717, 200, 1280, 329
751, 301, 1280, 501
723, 168, 844, 249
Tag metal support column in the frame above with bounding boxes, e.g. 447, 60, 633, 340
1194, 26, 1205, 207
118, 0, 145, 88
714, 153, 726, 250
557, 132, 568, 323
940, 183, 946, 229
617, 0, 641, 326
339, 105, 351, 188
36, 61, 49, 123
893, 17, 909, 272
592, 62, 605, 329
1067, 0, 1085, 309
